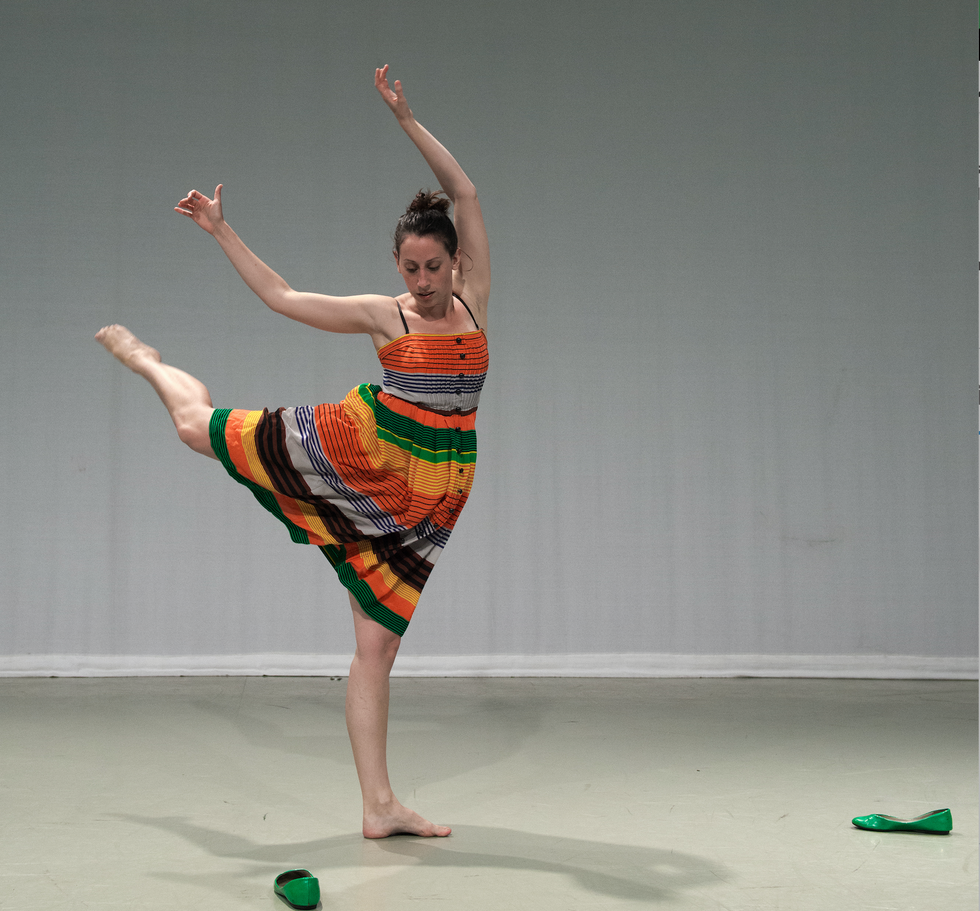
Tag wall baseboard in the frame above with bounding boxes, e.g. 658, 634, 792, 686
0, 653, 975, 679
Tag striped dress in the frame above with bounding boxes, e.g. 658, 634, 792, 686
208, 303, 488, 636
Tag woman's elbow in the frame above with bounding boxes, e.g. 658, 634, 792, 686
267, 286, 298, 313
450, 182, 478, 204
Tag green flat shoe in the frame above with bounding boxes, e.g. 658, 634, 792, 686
851, 808, 952, 835
274, 869, 320, 909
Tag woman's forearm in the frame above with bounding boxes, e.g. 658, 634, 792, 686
211, 221, 292, 312
398, 115, 476, 201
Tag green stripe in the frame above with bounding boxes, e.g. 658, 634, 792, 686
209, 408, 310, 545
359, 386, 478, 463
319, 545, 409, 636
377, 432, 477, 465
208, 408, 233, 463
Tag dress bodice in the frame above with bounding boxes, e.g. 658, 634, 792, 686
378, 331, 489, 413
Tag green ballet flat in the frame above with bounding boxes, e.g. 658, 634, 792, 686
274, 869, 320, 909
851, 808, 952, 835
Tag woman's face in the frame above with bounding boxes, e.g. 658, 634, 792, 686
395, 233, 459, 307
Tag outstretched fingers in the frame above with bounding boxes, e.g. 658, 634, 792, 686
375, 65, 409, 117
375, 64, 394, 103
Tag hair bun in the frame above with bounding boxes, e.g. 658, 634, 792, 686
407, 189, 451, 216
393, 189, 458, 257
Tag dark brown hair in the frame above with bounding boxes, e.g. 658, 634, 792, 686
393, 190, 458, 258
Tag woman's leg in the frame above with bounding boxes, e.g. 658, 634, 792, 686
95, 325, 217, 459
346, 593, 451, 838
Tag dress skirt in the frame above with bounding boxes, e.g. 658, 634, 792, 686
209, 383, 477, 635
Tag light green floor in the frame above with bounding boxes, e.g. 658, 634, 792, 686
1, 677, 976, 910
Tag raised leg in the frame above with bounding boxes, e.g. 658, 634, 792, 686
95, 325, 217, 459
346, 593, 451, 838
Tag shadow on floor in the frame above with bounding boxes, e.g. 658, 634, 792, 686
190, 683, 547, 787
114, 814, 729, 903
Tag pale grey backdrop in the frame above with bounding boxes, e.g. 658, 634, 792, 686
1, 0, 975, 674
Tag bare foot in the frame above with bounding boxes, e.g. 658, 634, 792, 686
363, 800, 451, 839
95, 325, 161, 372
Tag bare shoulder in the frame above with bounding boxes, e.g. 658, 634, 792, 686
366, 294, 412, 349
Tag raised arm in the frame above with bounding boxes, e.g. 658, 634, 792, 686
175, 185, 391, 339
375, 66, 490, 319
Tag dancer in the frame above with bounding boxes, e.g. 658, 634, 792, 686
95, 66, 490, 838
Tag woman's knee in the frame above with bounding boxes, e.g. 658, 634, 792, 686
175, 406, 216, 458
354, 621, 401, 668
360, 631, 400, 666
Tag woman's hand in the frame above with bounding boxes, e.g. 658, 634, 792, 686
375, 65, 412, 124
175, 185, 225, 235
374, 66, 490, 315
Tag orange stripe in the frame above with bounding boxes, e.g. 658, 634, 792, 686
376, 330, 484, 358
223, 409, 259, 484
345, 542, 419, 622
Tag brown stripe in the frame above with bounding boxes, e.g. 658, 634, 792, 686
253, 408, 380, 545
253, 409, 310, 499
373, 535, 432, 591
310, 500, 371, 545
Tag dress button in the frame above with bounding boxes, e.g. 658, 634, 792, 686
457, 488, 463, 493
455, 337, 462, 344
458, 468, 464, 474
458, 373, 465, 378
460, 353, 466, 359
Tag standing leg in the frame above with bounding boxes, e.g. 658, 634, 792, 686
96, 325, 216, 459
346, 593, 451, 838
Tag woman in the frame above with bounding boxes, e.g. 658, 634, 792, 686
95, 66, 490, 838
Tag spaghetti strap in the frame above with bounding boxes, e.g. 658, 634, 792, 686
396, 302, 410, 335
454, 294, 481, 331
398, 296, 479, 334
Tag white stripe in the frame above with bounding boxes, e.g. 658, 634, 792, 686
281, 406, 405, 537
1, 654, 974, 679
280, 407, 453, 557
